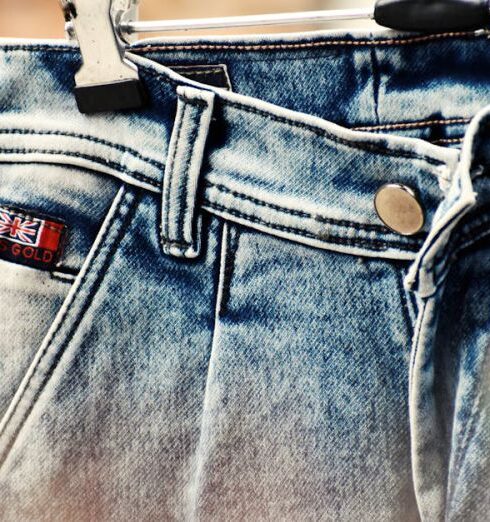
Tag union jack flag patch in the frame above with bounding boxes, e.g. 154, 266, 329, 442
0, 205, 66, 271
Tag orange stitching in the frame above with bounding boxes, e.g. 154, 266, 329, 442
174, 68, 225, 76
0, 30, 484, 55
431, 137, 464, 145
352, 117, 471, 132
132, 31, 479, 53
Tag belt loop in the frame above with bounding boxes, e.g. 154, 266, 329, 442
160, 86, 215, 259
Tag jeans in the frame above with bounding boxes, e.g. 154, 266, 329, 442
0, 29, 489, 521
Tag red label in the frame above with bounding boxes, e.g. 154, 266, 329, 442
0, 206, 66, 271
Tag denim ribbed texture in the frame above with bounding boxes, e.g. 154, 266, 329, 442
0, 29, 489, 521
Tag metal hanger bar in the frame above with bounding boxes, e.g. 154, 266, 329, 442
120, 8, 375, 34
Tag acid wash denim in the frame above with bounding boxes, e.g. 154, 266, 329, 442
0, 28, 489, 522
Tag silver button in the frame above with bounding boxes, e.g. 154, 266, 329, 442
374, 184, 425, 236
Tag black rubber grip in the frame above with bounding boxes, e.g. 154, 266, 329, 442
374, 0, 490, 31
75, 79, 147, 114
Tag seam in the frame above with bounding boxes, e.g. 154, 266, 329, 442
370, 47, 381, 127
188, 219, 232, 519
177, 95, 208, 108
0, 32, 482, 55
219, 221, 239, 316
172, 64, 232, 91
408, 296, 429, 522
396, 266, 416, 339
0, 187, 137, 467
410, 298, 428, 391
0, 129, 164, 170
204, 180, 423, 238
49, 271, 77, 283
160, 238, 193, 248
447, 342, 490, 515
131, 31, 481, 52
203, 199, 421, 252
432, 137, 464, 145
176, 106, 204, 246
352, 117, 471, 132
143, 65, 451, 168
218, 99, 446, 167
221, 64, 233, 91
160, 101, 187, 250
176, 69, 225, 77
0, 147, 160, 188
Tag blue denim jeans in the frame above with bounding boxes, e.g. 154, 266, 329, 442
0, 28, 489, 521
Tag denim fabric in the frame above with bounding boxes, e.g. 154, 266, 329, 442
0, 28, 489, 521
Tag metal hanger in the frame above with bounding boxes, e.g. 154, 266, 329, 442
60, 0, 490, 114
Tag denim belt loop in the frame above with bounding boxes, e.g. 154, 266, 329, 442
160, 85, 215, 259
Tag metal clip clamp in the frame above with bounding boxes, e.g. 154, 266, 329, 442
60, 0, 146, 114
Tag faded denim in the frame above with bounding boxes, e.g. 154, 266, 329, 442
0, 28, 489, 521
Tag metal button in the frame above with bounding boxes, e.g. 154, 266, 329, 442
374, 184, 425, 236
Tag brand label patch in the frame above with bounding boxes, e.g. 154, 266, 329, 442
171, 64, 232, 91
0, 206, 66, 271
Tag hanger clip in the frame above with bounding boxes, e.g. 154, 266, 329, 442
374, 0, 490, 32
60, 0, 146, 114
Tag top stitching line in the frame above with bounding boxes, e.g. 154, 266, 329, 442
205, 180, 423, 240
0, 147, 160, 188
219, 98, 445, 167
0, 31, 481, 54
141, 66, 446, 168
161, 100, 187, 243
0, 129, 164, 171
352, 117, 472, 132
177, 105, 204, 245
132, 31, 479, 52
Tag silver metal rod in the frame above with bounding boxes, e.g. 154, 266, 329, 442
121, 8, 375, 34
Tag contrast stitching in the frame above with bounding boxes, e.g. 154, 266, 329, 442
176, 69, 225, 77
146, 66, 450, 168
161, 101, 186, 249
218, 221, 239, 316
219, 99, 446, 167
205, 180, 422, 238
177, 105, 204, 245
396, 267, 416, 339
432, 137, 464, 145
160, 238, 193, 248
49, 271, 77, 283
352, 117, 471, 132
0, 148, 160, 188
410, 299, 428, 389
177, 94, 209, 108
204, 199, 421, 252
0, 129, 164, 170
131, 31, 480, 52
0, 32, 482, 55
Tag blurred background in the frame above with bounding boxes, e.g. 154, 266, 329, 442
0, 0, 375, 38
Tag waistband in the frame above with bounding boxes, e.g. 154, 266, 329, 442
1, 30, 489, 261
